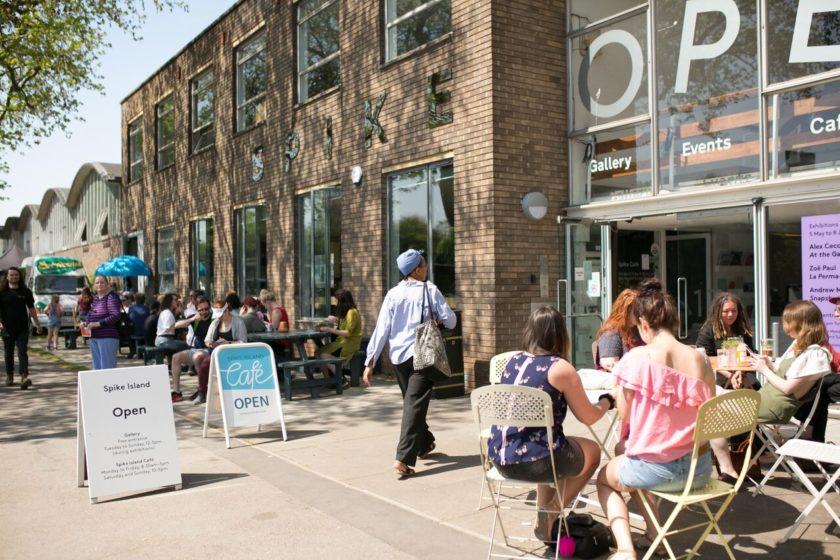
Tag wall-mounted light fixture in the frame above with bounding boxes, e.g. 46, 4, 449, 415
350, 165, 364, 187
521, 191, 548, 221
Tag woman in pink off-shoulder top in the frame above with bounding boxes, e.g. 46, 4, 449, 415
596, 279, 715, 560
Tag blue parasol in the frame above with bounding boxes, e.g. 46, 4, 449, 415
95, 255, 152, 277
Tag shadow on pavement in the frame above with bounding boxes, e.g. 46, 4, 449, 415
414, 452, 481, 477
181, 472, 248, 489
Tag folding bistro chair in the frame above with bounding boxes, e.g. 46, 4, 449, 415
753, 376, 826, 494
774, 439, 840, 543
635, 389, 760, 560
476, 351, 521, 510
471, 384, 569, 560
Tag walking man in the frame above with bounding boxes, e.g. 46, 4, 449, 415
0, 267, 41, 389
364, 249, 456, 477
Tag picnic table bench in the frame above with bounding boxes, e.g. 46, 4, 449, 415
60, 327, 81, 349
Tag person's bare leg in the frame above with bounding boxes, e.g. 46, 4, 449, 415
629, 490, 661, 541
711, 438, 737, 478
597, 457, 636, 555
171, 351, 186, 393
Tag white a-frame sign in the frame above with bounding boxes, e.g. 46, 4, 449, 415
77, 365, 182, 503
203, 343, 287, 448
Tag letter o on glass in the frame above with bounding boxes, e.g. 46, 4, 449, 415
578, 29, 644, 119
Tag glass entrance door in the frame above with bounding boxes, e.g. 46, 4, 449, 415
666, 234, 709, 342
565, 223, 609, 368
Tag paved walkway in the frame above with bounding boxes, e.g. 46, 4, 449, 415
1, 343, 839, 559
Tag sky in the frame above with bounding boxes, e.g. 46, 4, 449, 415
0, 0, 237, 222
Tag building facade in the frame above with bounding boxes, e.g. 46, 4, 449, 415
0, 162, 122, 274
120, 0, 567, 386
562, 1, 840, 364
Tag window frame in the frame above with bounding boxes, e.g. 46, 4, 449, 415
297, 0, 341, 103
233, 205, 268, 295
155, 94, 175, 170
384, 0, 450, 62
386, 159, 455, 296
190, 69, 215, 154
190, 218, 214, 296
156, 226, 176, 294
296, 186, 342, 318
235, 32, 267, 132
127, 117, 143, 182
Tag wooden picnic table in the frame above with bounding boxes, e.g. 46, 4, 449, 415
247, 329, 330, 360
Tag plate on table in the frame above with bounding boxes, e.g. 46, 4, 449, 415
578, 369, 616, 390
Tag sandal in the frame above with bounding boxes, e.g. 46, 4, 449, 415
394, 461, 415, 478
633, 535, 666, 558
534, 510, 554, 543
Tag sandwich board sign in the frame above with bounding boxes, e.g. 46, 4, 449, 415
77, 365, 181, 503
203, 342, 287, 448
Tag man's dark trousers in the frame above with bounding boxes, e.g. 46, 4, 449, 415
3, 329, 29, 378
394, 358, 441, 467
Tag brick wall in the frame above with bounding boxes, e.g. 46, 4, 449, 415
121, 0, 567, 388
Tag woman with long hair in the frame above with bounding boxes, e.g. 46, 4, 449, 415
696, 292, 754, 388
318, 288, 362, 384
80, 275, 122, 370
597, 278, 715, 559
711, 300, 832, 482
0, 266, 40, 388
595, 288, 643, 371
489, 306, 612, 543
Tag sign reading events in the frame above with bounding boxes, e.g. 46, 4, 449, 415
77, 365, 181, 503
802, 213, 840, 348
205, 343, 287, 448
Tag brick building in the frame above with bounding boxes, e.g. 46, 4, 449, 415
120, 0, 567, 387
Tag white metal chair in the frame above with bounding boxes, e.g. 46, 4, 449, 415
635, 389, 760, 560
471, 384, 569, 560
774, 439, 840, 543
753, 376, 826, 493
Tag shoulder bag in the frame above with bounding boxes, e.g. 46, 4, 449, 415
413, 282, 451, 376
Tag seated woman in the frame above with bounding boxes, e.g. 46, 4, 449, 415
711, 300, 832, 482
595, 288, 643, 372
193, 294, 248, 404
488, 306, 613, 543
597, 279, 715, 560
317, 289, 362, 384
696, 292, 755, 389
263, 291, 289, 332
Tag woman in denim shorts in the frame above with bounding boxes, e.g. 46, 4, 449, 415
596, 278, 715, 560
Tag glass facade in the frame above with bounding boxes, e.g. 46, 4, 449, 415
297, 0, 340, 102
388, 161, 455, 301
297, 187, 341, 317
234, 206, 267, 296
156, 227, 176, 294
190, 218, 214, 296
567, 1, 840, 203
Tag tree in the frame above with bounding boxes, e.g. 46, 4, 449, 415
0, 0, 187, 193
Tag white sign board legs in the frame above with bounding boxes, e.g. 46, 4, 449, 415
77, 365, 182, 503
203, 343, 287, 448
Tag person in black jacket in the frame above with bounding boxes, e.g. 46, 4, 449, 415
696, 292, 754, 388
143, 300, 161, 347
0, 267, 42, 389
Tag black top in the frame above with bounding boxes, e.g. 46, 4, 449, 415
695, 322, 754, 357
143, 313, 159, 346
191, 317, 213, 349
216, 327, 234, 342
0, 286, 35, 334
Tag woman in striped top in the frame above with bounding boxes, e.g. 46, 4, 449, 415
80, 275, 122, 370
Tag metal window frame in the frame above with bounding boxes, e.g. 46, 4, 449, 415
384, 0, 448, 61
128, 119, 143, 180
235, 33, 267, 131
190, 218, 214, 294
155, 95, 175, 169
297, 0, 340, 102
190, 69, 214, 152
156, 226, 176, 293
297, 186, 341, 317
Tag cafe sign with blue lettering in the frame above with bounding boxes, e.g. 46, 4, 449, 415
204, 343, 287, 448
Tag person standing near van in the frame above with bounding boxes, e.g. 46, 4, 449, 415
0, 266, 41, 389
45, 295, 62, 351
364, 249, 457, 478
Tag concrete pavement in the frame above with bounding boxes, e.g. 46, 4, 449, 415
1, 343, 839, 559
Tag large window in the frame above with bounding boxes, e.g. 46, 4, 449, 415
766, 0, 840, 85
234, 205, 267, 296
388, 161, 455, 300
128, 118, 143, 182
190, 218, 214, 296
236, 33, 267, 132
191, 70, 214, 153
297, 0, 340, 102
156, 227, 176, 293
385, 0, 451, 61
156, 95, 174, 169
297, 188, 341, 317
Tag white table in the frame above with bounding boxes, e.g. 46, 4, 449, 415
775, 439, 840, 543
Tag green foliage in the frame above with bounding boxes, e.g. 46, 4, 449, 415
0, 0, 187, 195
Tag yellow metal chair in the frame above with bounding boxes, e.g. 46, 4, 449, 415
471, 384, 568, 560
635, 389, 761, 560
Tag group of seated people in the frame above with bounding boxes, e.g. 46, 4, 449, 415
490, 278, 839, 558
